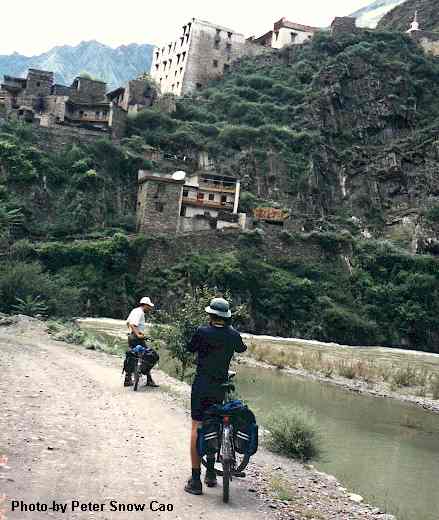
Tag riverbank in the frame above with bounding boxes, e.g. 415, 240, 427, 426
243, 338, 439, 415
78, 318, 439, 415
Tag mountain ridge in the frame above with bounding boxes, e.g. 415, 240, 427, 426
350, 0, 407, 27
0, 40, 154, 89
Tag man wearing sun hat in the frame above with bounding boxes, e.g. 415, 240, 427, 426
123, 296, 158, 387
184, 297, 247, 496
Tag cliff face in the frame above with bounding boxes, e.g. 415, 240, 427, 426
378, 0, 439, 32
130, 30, 439, 252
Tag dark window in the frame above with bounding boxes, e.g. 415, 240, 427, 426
186, 33, 190, 42
182, 51, 187, 61
221, 195, 227, 204
228, 31, 233, 38
275, 31, 279, 41
168, 44, 172, 52
155, 64, 159, 70
226, 43, 232, 52
197, 192, 204, 200
155, 202, 164, 212
213, 60, 219, 68
177, 54, 181, 64
214, 40, 220, 49
208, 194, 215, 201
223, 64, 230, 73
36, 82, 41, 87
196, 83, 202, 90
291, 32, 297, 42
95, 111, 100, 117
180, 206, 187, 217
183, 189, 189, 197
180, 67, 183, 74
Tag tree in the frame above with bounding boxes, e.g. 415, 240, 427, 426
159, 285, 247, 381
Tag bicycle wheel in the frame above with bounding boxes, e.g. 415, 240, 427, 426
222, 460, 231, 503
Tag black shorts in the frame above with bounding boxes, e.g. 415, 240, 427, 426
191, 384, 225, 421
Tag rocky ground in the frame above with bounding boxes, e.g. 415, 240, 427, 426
0, 317, 395, 520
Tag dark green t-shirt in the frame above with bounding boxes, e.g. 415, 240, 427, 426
187, 324, 247, 386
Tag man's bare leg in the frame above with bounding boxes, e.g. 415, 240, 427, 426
191, 420, 202, 469
185, 420, 203, 495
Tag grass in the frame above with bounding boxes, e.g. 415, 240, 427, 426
247, 339, 439, 401
269, 474, 296, 502
265, 406, 321, 461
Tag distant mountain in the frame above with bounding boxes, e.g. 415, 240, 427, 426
0, 40, 155, 90
378, 0, 439, 33
350, 0, 407, 28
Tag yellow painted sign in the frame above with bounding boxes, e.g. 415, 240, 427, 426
253, 207, 289, 222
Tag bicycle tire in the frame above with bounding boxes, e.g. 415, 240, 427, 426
222, 460, 230, 503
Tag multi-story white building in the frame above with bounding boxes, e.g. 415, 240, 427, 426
150, 18, 261, 96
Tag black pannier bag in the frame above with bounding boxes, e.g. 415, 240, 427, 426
197, 417, 221, 457
233, 406, 258, 456
140, 347, 159, 374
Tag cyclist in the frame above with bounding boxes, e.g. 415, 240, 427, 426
184, 297, 247, 496
123, 297, 158, 387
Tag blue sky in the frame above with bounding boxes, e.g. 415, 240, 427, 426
1, 0, 373, 55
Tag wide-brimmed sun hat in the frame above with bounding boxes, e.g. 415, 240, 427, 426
205, 297, 231, 318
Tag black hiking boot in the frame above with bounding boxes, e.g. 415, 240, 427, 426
204, 470, 217, 488
124, 374, 133, 387
184, 478, 202, 495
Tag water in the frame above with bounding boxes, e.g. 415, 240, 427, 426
237, 366, 439, 520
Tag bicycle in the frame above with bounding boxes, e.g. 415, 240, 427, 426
200, 371, 254, 503
131, 343, 159, 392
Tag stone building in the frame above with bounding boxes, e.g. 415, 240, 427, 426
137, 170, 246, 234
150, 18, 265, 96
107, 76, 158, 114
250, 18, 320, 48
0, 68, 155, 138
330, 17, 359, 36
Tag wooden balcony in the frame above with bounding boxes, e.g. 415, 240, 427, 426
182, 197, 234, 211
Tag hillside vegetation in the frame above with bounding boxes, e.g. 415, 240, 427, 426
0, 29, 438, 351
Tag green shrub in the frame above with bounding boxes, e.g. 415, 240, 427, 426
265, 406, 321, 461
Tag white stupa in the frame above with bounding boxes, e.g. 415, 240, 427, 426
407, 11, 420, 33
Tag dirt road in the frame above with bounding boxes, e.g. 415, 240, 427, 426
0, 320, 269, 520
